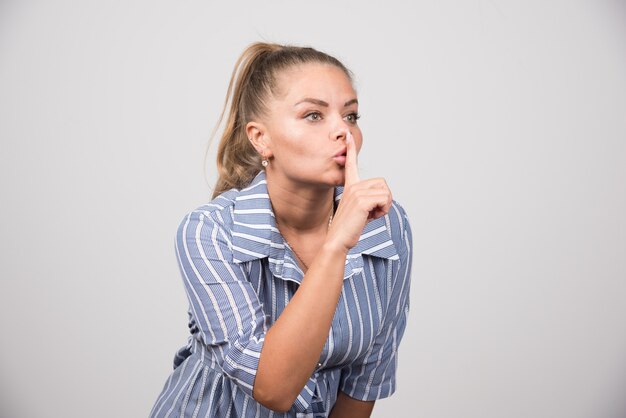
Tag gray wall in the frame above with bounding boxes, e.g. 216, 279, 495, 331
1, 1, 625, 417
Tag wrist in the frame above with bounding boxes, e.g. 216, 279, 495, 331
321, 238, 349, 257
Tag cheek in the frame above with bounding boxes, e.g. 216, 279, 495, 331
281, 129, 324, 156
273, 135, 316, 165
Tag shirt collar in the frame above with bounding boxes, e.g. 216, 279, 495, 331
231, 171, 399, 283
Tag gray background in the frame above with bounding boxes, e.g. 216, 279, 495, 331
1, 1, 625, 417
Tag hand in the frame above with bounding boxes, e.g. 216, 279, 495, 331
326, 130, 393, 253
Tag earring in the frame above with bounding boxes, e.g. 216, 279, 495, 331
262, 159, 269, 167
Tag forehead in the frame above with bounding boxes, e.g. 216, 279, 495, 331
272, 63, 355, 102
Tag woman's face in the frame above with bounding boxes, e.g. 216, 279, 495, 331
254, 62, 363, 188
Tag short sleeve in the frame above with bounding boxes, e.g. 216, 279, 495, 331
175, 209, 269, 399
339, 206, 413, 401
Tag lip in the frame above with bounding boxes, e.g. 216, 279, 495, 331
333, 155, 347, 166
332, 148, 347, 166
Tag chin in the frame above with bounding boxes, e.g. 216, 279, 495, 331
329, 174, 346, 187
291, 168, 343, 188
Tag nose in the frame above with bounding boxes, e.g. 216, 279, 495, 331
331, 128, 350, 142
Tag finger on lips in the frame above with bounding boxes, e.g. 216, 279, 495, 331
344, 130, 360, 186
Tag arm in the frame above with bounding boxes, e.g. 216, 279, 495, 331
253, 131, 394, 411
329, 391, 375, 418
252, 240, 348, 411
181, 211, 350, 413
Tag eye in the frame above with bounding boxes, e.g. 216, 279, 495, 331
344, 112, 361, 124
305, 112, 323, 121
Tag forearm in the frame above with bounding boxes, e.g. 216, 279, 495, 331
253, 241, 347, 411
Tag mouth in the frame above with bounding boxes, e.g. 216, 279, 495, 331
332, 148, 347, 166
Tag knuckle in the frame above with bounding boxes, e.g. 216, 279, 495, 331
376, 178, 388, 189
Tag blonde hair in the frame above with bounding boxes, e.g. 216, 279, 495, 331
207, 42, 353, 199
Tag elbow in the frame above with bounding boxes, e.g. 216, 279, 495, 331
253, 383, 296, 413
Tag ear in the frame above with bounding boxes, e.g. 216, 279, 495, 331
246, 121, 273, 158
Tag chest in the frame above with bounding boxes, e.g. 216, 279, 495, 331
247, 256, 397, 368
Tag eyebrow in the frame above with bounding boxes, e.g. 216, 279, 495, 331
294, 98, 359, 107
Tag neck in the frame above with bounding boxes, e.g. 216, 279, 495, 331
266, 173, 335, 233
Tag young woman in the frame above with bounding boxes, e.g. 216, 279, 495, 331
150, 42, 413, 418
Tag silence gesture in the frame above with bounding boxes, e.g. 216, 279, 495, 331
326, 130, 393, 253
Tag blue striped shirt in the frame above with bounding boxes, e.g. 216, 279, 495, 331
150, 171, 413, 418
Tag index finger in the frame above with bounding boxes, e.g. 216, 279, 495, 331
344, 130, 360, 187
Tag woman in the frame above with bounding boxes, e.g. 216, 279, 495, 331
150, 42, 413, 418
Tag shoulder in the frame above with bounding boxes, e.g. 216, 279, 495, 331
179, 171, 269, 231
386, 199, 412, 257
176, 188, 240, 238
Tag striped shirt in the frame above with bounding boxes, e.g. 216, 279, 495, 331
150, 170, 413, 418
